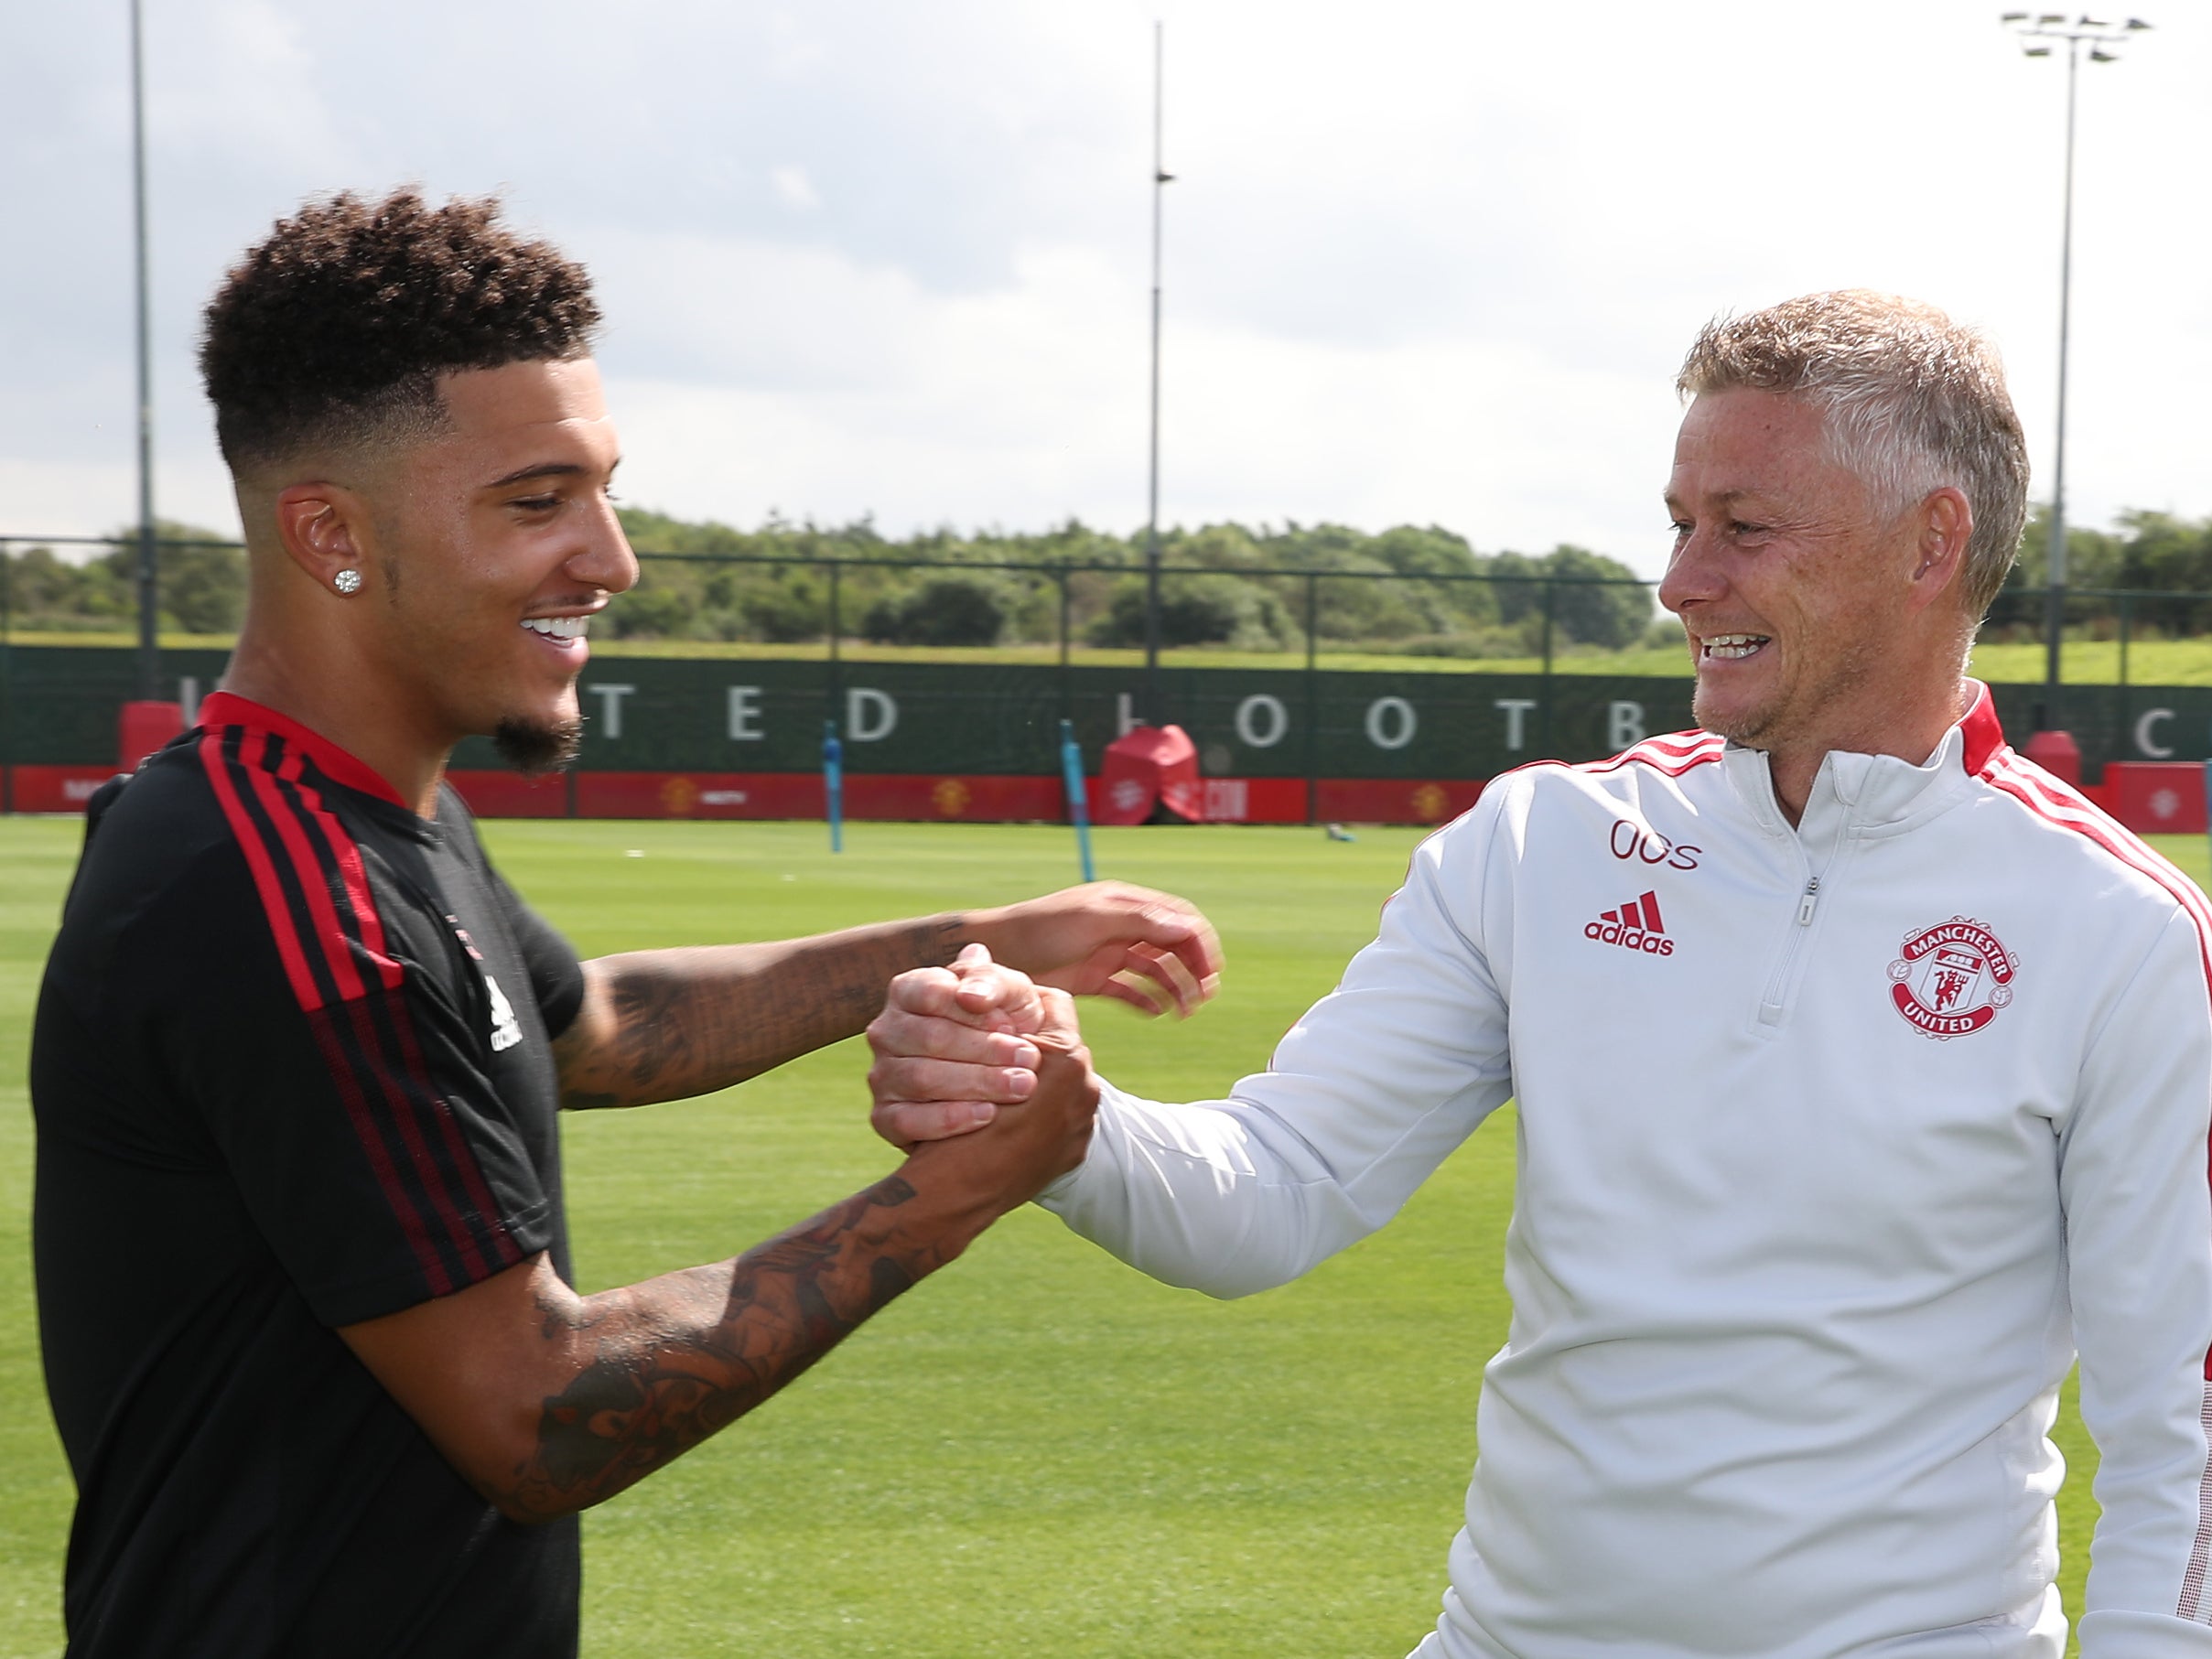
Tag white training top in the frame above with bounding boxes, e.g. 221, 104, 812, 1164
1041, 686, 2212, 1658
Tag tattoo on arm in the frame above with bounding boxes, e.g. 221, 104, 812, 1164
513, 1175, 940, 1517
561, 915, 966, 1109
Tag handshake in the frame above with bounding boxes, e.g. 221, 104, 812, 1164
862, 883, 1219, 1223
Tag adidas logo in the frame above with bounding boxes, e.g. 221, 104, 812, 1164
1585, 889, 1675, 956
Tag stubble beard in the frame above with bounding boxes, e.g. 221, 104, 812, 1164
493, 716, 583, 776
1691, 620, 1890, 756
1692, 674, 1781, 749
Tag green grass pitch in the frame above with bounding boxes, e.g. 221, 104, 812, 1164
5, 815, 2196, 1656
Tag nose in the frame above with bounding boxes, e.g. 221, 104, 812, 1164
571, 496, 640, 597
1656, 523, 1723, 618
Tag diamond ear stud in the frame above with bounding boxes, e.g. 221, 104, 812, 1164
333, 568, 363, 595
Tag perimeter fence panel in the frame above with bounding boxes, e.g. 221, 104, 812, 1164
16, 536, 2212, 806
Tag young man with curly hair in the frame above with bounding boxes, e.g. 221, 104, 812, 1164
30, 190, 1217, 1658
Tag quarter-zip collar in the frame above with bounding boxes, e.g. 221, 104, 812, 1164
1720, 679, 2002, 841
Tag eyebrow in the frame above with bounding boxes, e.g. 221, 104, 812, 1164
1663, 486, 1755, 513
482, 458, 621, 490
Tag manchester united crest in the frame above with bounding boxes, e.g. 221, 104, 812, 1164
1887, 917, 2016, 1040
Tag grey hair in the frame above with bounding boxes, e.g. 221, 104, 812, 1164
1676, 291, 2030, 619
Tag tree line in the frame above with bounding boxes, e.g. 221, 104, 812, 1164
606, 508, 1663, 654
16, 504, 2209, 651
0, 511, 1660, 654
1993, 510, 2212, 637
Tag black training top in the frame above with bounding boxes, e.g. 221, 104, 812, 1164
32, 692, 588, 1659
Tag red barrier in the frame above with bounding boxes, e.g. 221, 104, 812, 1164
11, 765, 120, 813
1316, 777, 1487, 825
572, 771, 1064, 822
847, 774, 1064, 821
446, 770, 572, 819
577, 772, 826, 819
4, 765, 1495, 825
118, 701, 185, 771
1183, 776, 1311, 824
2101, 762, 2207, 835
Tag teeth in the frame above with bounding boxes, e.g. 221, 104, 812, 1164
523, 615, 588, 641
1702, 633, 1767, 660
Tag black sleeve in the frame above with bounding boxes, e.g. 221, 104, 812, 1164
487, 864, 587, 1042
442, 787, 587, 1042
130, 845, 556, 1327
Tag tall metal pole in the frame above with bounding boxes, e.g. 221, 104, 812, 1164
1142, 21, 1168, 726
130, 0, 159, 699
2002, 10, 2153, 729
2042, 33, 2078, 727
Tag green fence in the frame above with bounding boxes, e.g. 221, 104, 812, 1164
9, 644, 2212, 788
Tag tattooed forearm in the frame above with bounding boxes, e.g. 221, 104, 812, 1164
511, 1176, 944, 1519
560, 916, 968, 1109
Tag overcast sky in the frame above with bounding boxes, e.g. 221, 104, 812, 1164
5, 0, 2207, 578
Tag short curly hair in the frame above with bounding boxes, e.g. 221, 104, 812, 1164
200, 189, 601, 470
1677, 291, 2029, 619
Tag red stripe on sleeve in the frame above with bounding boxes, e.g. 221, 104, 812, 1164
1984, 753, 2212, 1384
269, 738, 405, 993
386, 996, 522, 1269
202, 714, 513, 1295
240, 730, 418, 1006
342, 996, 493, 1286
238, 733, 373, 1004
304, 1009, 453, 1298
199, 729, 325, 1010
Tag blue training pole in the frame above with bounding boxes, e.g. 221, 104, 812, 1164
1059, 718, 1095, 883
824, 720, 844, 854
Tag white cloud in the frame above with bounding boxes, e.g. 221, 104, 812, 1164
769, 166, 822, 212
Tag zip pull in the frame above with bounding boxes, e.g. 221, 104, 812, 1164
1797, 876, 1820, 926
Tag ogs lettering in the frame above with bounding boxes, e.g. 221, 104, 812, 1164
1609, 819, 1701, 870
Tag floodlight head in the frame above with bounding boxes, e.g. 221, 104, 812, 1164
2126, 16, 2152, 27
2089, 46, 2117, 58
2001, 8, 2028, 17
2037, 10, 2065, 19
2024, 43, 2055, 53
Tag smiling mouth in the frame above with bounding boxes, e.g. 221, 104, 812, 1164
1700, 632, 1769, 661
522, 615, 590, 642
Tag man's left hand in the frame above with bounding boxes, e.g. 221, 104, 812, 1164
967, 881, 1222, 1019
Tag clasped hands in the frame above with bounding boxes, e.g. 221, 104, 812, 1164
868, 881, 1220, 1173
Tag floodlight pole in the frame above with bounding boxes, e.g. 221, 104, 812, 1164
1142, 21, 1171, 726
2002, 10, 2151, 729
130, 0, 159, 699
2046, 28, 2077, 727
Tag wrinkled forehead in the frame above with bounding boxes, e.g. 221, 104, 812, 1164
1666, 387, 1855, 507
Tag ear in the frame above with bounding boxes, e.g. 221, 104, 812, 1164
272, 482, 373, 595
1904, 486, 1973, 615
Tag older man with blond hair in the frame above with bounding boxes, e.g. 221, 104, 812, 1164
870, 291, 2212, 1657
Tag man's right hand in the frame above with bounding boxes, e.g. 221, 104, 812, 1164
900, 977, 1097, 1206
869, 943, 1067, 1150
